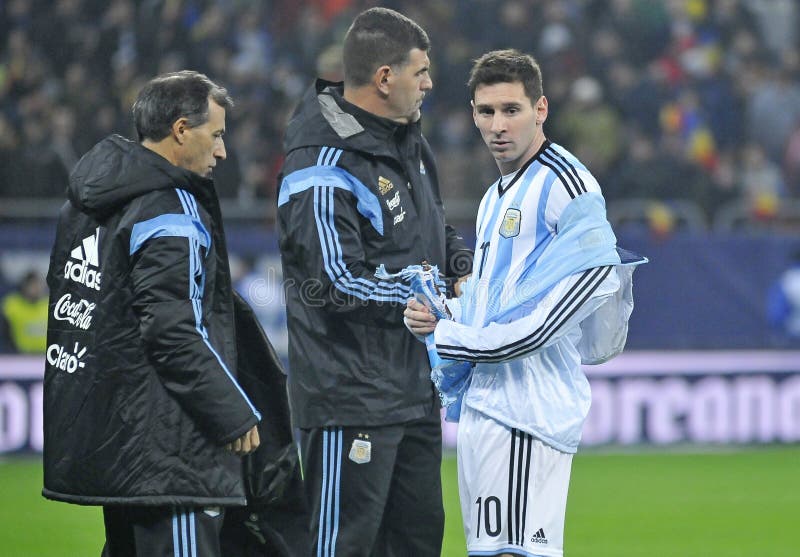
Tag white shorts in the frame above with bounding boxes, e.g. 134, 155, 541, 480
457, 405, 573, 557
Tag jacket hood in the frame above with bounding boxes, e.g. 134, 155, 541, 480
68, 134, 212, 219
283, 79, 415, 160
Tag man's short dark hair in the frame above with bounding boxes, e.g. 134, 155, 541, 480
132, 70, 233, 142
342, 7, 430, 87
468, 49, 543, 104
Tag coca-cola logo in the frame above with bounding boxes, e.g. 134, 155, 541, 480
53, 293, 95, 330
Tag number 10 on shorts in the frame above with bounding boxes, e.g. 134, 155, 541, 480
474, 496, 502, 538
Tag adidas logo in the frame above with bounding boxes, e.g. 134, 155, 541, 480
378, 176, 394, 195
530, 528, 548, 544
64, 227, 102, 291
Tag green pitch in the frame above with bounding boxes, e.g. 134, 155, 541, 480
2, 447, 797, 556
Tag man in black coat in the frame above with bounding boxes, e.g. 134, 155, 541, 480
43, 71, 275, 557
278, 8, 472, 556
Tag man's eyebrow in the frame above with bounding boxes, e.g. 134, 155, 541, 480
475, 102, 521, 109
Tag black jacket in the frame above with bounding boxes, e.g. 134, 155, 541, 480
222, 294, 310, 556
43, 135, 260, 506
277, 80, 472, 428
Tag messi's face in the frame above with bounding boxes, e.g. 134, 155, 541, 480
472, 81, 548, 175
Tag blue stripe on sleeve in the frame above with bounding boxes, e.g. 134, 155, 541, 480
130, 214, 211, 256
519, 171, 557, 281
278, 165, 384, 236
315, 185, 410, 302
175, 189, 261, 421
282, 159, 413, 303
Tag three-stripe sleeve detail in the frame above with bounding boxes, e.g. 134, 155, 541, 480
437, 266, 612, 361
287, 147, 411, 302
313, 184, 412, 303
175, 189, 261, 420
539, 146, 587, 199
506, 428, 534, 546
317, 146, 345, 167
317, 428, 343, 557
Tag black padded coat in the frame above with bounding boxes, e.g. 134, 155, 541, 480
43, 135, 260, 506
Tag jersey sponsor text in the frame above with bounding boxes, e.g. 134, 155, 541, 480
47, 342, 88, 373
53, 294, 95, 330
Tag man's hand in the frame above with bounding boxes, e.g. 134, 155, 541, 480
226, 425, 260, 456
404, 298, 438, 336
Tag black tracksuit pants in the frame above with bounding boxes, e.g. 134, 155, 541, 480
101, 505, 225, 557
300, 407, 445, 557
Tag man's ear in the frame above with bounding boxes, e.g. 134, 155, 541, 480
536, 95, 549, 126
471, 99, 479, 127
373, 65, 392, 96
171, 117, 189, 145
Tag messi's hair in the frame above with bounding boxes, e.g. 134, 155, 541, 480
468, 49, 543, 103
132, 70, 233, 142
343, 7, 430, 87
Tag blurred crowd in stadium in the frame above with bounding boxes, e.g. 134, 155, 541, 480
1, 0, 799, 225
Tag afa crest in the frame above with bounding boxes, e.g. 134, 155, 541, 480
499, 208, 522, 238
349, 436, 372, 464
378, 176, 394, 195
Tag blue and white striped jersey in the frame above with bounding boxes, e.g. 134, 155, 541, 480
434, 141, 622, 453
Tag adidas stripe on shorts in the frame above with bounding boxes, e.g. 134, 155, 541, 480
458, 404, 573, 557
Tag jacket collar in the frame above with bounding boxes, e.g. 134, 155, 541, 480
323, 86, 402, 142
68, 135, 219, 219
284, 79, 425, 164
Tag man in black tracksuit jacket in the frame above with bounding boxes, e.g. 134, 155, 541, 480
277, 8, 472, 556
42, 71, 305, 557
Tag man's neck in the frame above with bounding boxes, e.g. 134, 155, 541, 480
141, 139, 178, 167
343, 85, 411, 124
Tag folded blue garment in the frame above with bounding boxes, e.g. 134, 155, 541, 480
375, 264, 472, 420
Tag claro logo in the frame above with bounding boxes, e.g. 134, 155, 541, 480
47, 342, 88, 373
64, 227, 102, 291
53, 294, 95, 330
